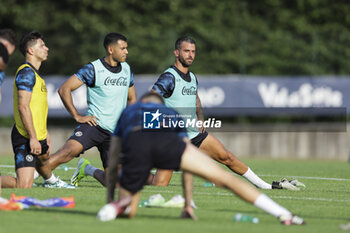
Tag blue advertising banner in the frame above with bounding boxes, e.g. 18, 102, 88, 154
0, 75, 348, 117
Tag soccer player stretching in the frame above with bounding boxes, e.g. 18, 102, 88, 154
151, 36, 296, 190
97, 92, 305, 225
1, 31, 74, 189
47, 33, 137, 186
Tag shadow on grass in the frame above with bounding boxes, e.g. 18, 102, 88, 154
131, 213, 187, 220
25, 208, 96, 217
26, 208, 187, 221
25, 208, 184, 220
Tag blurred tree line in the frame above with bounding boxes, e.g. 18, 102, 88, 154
1, 0, 349, 76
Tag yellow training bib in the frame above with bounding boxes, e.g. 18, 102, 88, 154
13, 64, 48, 140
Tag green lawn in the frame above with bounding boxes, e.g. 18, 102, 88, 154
0, 155, 349, 233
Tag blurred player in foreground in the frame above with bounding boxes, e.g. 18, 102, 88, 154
97, 92, 305, 225
151, 36, 301, 190
0, 28, 16, 108
0, 31, 75, 189
47, 33, 137, 186
0, 28, 16, 195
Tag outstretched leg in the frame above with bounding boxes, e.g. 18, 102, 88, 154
70, 158, 108, 187
48, 139, 83, 170
199, 133, 272, 189
179, 143, 303, 223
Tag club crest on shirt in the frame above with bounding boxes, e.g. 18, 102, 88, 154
75, 131, 83, 137
41, 83, 47, 92
26, 154, 34, 162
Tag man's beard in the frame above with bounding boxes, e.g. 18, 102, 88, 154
179, 56, 192, 68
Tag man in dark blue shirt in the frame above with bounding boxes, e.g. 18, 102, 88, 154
96, 92, 305, 226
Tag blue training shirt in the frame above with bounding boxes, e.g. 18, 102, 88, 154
15, 63, 37, 92
75, 59, 135, 88
152, 65, 198, 98
74, 58, 135, 132
113, 101, 188, 141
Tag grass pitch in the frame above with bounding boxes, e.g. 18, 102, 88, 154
0, 155, 349, 233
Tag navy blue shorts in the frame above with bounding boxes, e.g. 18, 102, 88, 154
119, 130, 186, 193
190, 131, 208, 148
11, 126, 49, 170
69, 123, 111, 168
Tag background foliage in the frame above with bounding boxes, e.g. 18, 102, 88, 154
1, 0, 349, 76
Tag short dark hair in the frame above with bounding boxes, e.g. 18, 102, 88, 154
103, 33, 127, 51
175, 36, 196, 50
19, 31, 43, 56
140, 92, 164, 104
0, 43, 9, 64
0, 29, 16, 45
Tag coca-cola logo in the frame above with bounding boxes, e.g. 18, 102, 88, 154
182, 86, 197, 95
104, 76, 128, 86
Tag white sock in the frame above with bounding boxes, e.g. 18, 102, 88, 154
242, 167, 272, 189
84, 164, 97, 177
254, 194, 291, 217
45, 174, 58, 184
33, 170, 40, 179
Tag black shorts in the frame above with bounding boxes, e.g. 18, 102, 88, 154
120, 130, 187, 193
11, 126, 49, 170
191, 131, 208, 148
69, 123, 111, 168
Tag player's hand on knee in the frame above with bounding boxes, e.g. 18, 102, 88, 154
75, 115, 98, 126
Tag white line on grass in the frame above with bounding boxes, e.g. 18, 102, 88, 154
1, 165, 350, 181
258, 174, 350, 181
151, 169, 350, 181
0, 165, 14, 168
270, 195, 350, 203
152, 169, 350, 181
142, 189, 350, 203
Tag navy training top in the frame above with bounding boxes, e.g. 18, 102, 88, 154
113, 101, 188, 141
